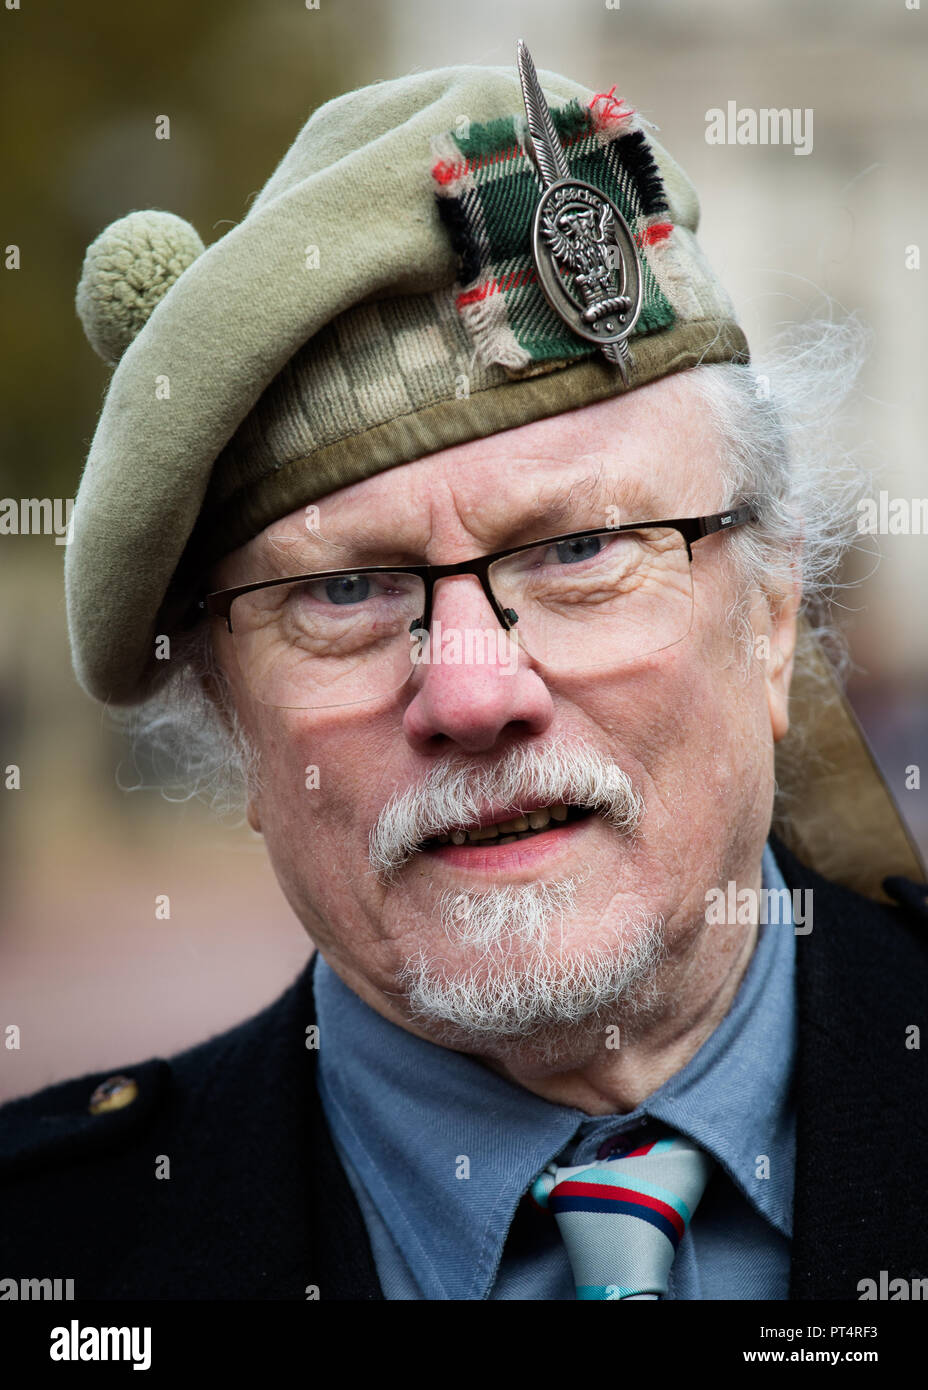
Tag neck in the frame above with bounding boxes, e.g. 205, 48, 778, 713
481, 911, 759, 1113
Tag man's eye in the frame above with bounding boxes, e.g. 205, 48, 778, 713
551, 536, 605, 565
321, 574, 371, 605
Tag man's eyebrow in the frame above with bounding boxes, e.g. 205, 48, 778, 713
252, 469, 664, 573
522, 470, 664, 535
255, 518, 423, 574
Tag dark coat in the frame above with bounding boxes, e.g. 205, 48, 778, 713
1, 836, 926, 1300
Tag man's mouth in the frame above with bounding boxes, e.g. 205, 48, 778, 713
420, 803, 595, 851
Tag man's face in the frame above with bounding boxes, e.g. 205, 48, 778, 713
208, 370, 797, 1069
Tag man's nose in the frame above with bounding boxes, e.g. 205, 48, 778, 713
401, 575, 555, 754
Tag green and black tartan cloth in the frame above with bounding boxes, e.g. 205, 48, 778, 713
432, 95, 677, 375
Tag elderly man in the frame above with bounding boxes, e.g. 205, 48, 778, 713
2, 45, 926, 1304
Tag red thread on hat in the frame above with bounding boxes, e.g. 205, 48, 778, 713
637, 221, 673, 247
588, 84, 634, 132
455, 265, 538, 310
432, 142, 525, 187
432, 159, 458, 186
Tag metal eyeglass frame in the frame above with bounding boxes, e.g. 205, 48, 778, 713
200, 506, 759, 644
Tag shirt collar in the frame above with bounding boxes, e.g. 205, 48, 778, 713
314, 840, 796, 1299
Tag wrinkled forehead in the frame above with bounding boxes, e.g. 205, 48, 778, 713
211, 372, 725, 585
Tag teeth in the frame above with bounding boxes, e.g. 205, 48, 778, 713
435, 803, 581, 848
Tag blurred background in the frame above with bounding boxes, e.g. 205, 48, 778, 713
1, 0, 926, 1101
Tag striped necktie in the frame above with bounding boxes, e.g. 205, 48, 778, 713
530, 1134, 714, 1300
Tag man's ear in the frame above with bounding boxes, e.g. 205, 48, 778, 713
762, 576, 801, 743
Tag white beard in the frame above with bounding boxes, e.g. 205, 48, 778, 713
397, 883, 666, 1067
436, 869, 593, 950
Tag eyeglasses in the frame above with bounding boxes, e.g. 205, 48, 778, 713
200, 506, 758, 710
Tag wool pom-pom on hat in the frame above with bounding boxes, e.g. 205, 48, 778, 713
76, 210, 205, 366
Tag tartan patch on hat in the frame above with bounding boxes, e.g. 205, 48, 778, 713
432, 93, 677, 377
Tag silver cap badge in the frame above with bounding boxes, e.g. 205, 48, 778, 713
517, 40, 643, 383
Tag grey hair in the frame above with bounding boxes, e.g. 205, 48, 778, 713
111, 316, 874, 820
695, 315, 873, 676
109, 624, 263, 823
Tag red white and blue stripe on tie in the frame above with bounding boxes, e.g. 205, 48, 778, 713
530, 1134, 714, 1300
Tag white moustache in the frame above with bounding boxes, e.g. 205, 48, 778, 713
368, 739, 643, 881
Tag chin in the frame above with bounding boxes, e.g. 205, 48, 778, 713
394, 907, 667, 1067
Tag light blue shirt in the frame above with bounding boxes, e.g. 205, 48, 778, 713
315, 840, 796, 1299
